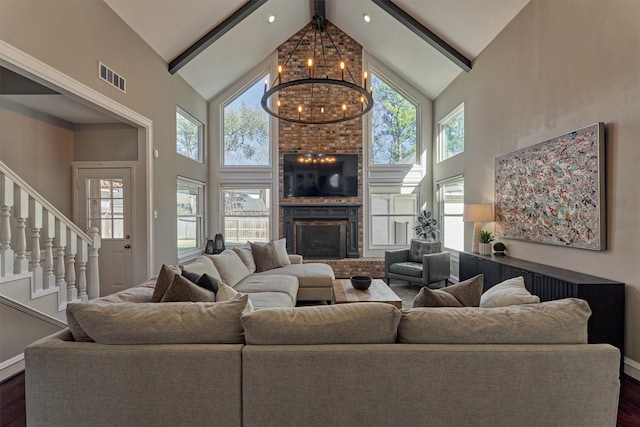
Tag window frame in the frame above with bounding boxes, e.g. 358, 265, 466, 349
177, 177, 205, 261
437, 176, 465, 253
220, 73, 272, 168
176, 106, 204, 163
437, 103, 465, 162
368, 184, 419, 249
220, 185, 272, 246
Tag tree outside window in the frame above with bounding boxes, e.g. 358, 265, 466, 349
439, 105, 464, 161
370, 74, 417, 165
223, 78, 270, 166
176, 108, 202, 162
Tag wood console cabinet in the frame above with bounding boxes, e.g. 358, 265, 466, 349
460, 252, 625, 354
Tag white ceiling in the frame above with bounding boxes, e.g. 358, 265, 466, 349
104, 0, 531, 101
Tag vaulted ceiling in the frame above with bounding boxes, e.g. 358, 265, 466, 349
103, 0, 530, 101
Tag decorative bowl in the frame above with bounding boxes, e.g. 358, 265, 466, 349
350, 275, 372, 290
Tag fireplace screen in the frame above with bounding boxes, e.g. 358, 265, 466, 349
296, 224, 346, 259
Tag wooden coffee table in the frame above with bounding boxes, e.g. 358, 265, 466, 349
332, 278, 402, 309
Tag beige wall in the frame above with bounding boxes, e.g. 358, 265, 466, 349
0, 0, 208, 273
74, 124, 138, 162
0, 105, 74, 217
434, 0, 640, 370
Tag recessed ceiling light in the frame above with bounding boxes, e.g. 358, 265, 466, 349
363, 13, 371, 23
268, 15, 276, 23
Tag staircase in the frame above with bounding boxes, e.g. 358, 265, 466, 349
0, 159, 101, 379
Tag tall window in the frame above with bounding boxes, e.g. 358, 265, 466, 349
222, 188, 270, 245
223, 77, 270, 166
438, 178, 464, 251
438, 104, 464, 161
176, 108, 203, 162
370, 73, 417, 165
370, 185, 418, 246
177, 178, 204, 254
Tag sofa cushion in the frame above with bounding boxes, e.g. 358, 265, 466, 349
242, 303, 401, 345
389, 262, 423, 278
160, 274, 216, 302
97, 282, 154, 303
248, 292, 296, 310
255, 263, 334, 288
398, 298, 591, 344
151, 264, 182, 302
209, 249, 251, 287
232, 246, 256, 274
480, 276, 540, 308
413, 274, 484, 308
216, 282, 255, 312
235, 274, 298, 303
250, 241, 284, 272
66, 294, 251, 344
183, 255, 222, 281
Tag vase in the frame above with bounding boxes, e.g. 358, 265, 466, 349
479, 243, 492, 255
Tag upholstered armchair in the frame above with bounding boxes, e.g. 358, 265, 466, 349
384, 239, 450, 287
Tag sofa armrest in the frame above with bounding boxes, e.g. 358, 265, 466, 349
422, 251, 451, 284
288, 254, 303, 264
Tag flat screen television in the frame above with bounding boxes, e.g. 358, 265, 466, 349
283, 153, 358, 198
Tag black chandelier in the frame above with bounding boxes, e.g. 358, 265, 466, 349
261, 15, 374, 125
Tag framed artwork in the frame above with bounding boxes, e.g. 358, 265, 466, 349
494, 123, 605, 250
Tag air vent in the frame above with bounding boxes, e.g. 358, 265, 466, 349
98, 61, 126, 93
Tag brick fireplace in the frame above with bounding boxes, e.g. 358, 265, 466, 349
277, 21, 364, 258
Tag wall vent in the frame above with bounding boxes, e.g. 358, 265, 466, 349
98, 61, 126, 93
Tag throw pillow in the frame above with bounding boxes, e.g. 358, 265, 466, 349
151, 264, 182, 302
181, 270, 219, 293
216, 282, 254, 312
273, 238, 291, 266
232, 246, 257, 274
480, 276, 540, 308
209, 249, 251, 287
412, 274, 484, 308
160, 274, 215, 303
250, 241, 284, 273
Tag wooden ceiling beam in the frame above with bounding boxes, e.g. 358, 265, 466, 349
371, 0, 472, 72
169, 0, 269, 74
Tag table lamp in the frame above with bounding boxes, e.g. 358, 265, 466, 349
463, 204, 494, 254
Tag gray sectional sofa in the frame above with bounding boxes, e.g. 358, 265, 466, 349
25, 285, 621, 427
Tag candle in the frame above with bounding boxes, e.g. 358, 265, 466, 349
363, 71, 368, 90
264, 79, 268, 93
307, 58, 313, 78
340, 61, 345, 80
278, 65, 282, 84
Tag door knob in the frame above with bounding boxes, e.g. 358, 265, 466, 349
124, 244, 131, 249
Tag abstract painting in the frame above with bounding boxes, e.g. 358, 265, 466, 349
494, 123, 605, 250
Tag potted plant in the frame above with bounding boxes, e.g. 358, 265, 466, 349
414, 210, 441, 242
478, 230, 494, 255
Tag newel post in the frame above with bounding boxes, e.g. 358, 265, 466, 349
87, 227, 101, 299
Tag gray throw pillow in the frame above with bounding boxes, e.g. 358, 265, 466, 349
413, 274, 484, 307
181, 269, 219, 293
250, 241, 283, 272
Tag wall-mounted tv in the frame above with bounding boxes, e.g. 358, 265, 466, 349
283, 153, 358, 198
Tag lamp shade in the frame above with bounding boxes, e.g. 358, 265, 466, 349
463, 204, 494, 222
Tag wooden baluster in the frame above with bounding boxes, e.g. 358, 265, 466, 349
42, 210, 56, 289
0, 175, 14, 277
54, 219, 67, 305
87, 227, 101, 299
65, 229, 77, 302
29, 198, 43, 292
76, 238, 88, 301
13, 186, 29, 274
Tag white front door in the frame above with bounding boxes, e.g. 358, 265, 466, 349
76, 167, 133, 296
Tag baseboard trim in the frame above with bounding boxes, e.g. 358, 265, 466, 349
624, 357, 640, 381
0, 354, 24, 383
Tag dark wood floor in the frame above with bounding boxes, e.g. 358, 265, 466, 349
2, 371, 640, 425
